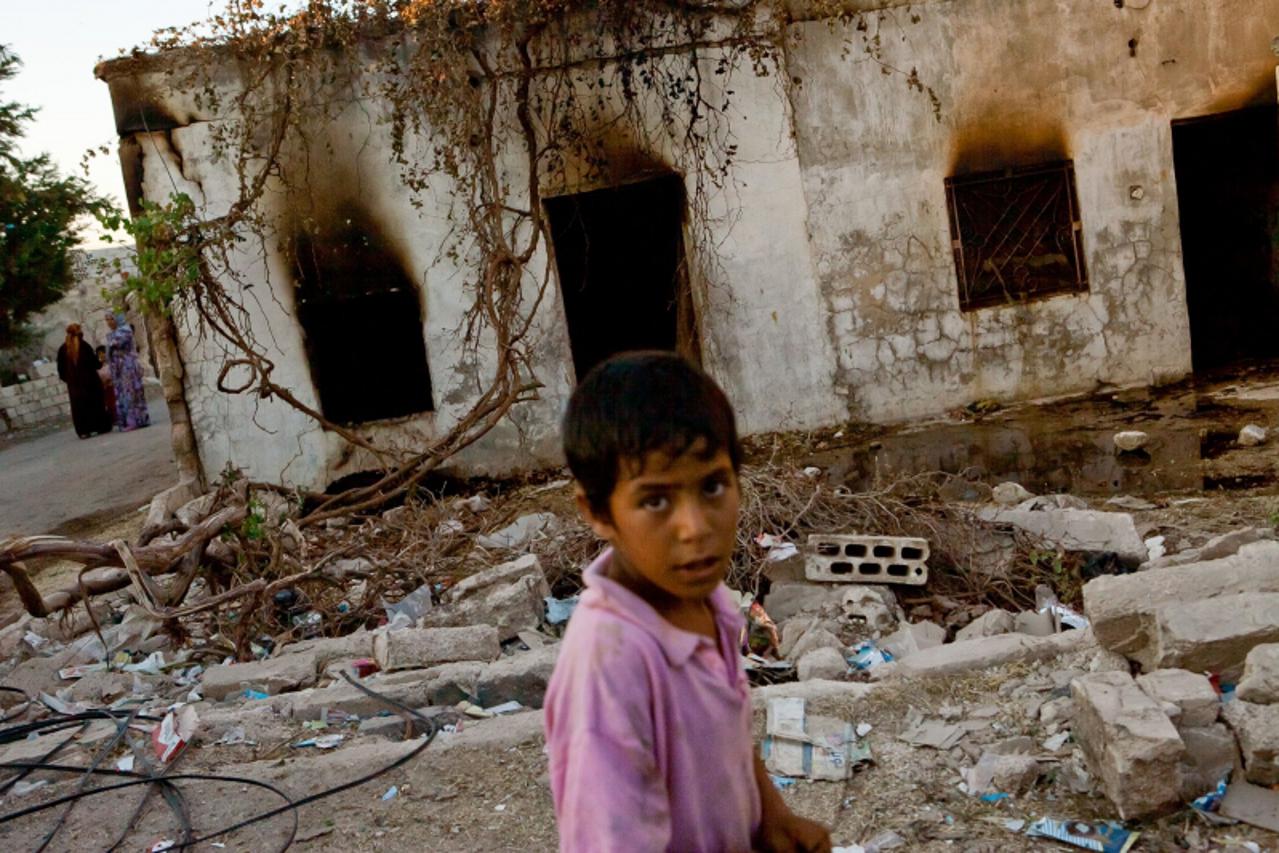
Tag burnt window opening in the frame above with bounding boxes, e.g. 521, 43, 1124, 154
292, 211, 434, 425
1172, 105, 1279, 371
945, 161, 1089, 311
545, 174, 700, 380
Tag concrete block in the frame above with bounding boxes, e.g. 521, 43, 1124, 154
880, 620, 945, 660
1135, 669, 1220, 728
1071, 671, 1187, 818
1222, 699, 1279, 785
763, 581, 844, 622
978, 506, 1147, 566
202, 654, 319, 701
373, 625, 500, 672
423, 558, 549, 642
1014, 610, 1056, 637
419, 661, 484, 705
1149, 592, 1279, 678
956, 609, 1015, 642
275, 668, 444, 720
1147, 526, 1273, 570
476, 645, 559, 709
805, 534, 928, 586
275, 632, 376, 671
786, 626, 844, 663
1083, 540, 1279, 661
964, 751, 1041, 795
358, 706, 452, 740
797, 647, 848, 681
880, 629, 1089, 679
1179, 724, 1238, 799
1236, 643, 1279, 704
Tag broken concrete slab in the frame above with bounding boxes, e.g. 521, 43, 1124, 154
750, 680, 876, 707
476, 645, 559, 709
1148, 592, 1279, 677
1071, 670, 1187, 819
839, 585, 900, 633
1083, 539, 1279, 661
880, 620, 945, 660
358, 706, 454, 741
422, 557, 550, 642
373, 625, 501, 672
878, 629, 1090, 679
763, 581, 844, 622
1222, 699, 1279, 785
273, 668, 447, 720
1237, 642, 1279, 705
202, 653, 319, 701
275, 632, 376, 670
1145, 526, 1274, 570
785, 626, 844, 663
964, 751, 1040, 795
1014, 610, 1056, 637
1219, 779, 1279, 833
978, 506, 1146, 566
991, 482, 1034, 506
1178, 724, 1238, 799
955, 609, 1014, 643
777, 617, 818, 659
1135, 669, 1220, 728
797, 647, 848, 681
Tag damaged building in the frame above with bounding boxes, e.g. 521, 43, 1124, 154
97, 0, 1279, 491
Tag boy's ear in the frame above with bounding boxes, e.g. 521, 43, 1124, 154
574, 484, 615, 541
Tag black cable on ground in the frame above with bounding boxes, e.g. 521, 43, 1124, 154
0, 671, 441, 851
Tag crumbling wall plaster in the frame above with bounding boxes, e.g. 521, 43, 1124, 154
785, 0, 1279, 422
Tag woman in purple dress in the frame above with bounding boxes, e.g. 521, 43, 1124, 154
105, 312, 150, 431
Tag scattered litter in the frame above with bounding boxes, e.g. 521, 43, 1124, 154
980, 793, 1010, 803
484, 701, 524, 716
455, 494, 491, 513
900, 717, 964, 751
545, 595, 580, 625
151, 705, 198, 763
146, 840, 175, 853
755, 533, 800, 562
494, 803, 507, 812
770, 774, 796, 790
350, 658, 380, 678
214, 726, 251, 746
748, 601, 781, 655
11, 780, 48, 796
1004, 819, 1026, 832
762, 698, 872, 781
241, 688, 269, 701
1191, 776, 1228, 817
1218, 780, 1279, 833
294, 733, 344, 749
477, 512, 560, 549
39, 692, 82, 715
847, 642, 893, 672
57, 662, 107, 680
1035, 585, 1089, 630
856, 723, 873, 738
116, 754, 135, 772
122, 651, 167, 675
802, 467, 822, 478
1025, 818, 1138, 852
1144, 536, 1166, 561
456, 700, 493, 719
384, 583, 434, 629
381, 785, 399, 801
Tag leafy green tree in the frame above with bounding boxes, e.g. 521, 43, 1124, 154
0, 45, 110, 348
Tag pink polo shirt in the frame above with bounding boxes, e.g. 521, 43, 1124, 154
544, 548, 761, 852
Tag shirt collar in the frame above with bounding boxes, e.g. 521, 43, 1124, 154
581, 547, 743, 667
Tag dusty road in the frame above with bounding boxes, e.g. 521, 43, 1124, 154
0, 389, 176, 536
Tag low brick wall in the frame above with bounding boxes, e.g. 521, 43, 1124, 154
0, 362, 72, 433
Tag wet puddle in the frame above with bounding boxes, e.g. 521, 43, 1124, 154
808, 365, 1279, 498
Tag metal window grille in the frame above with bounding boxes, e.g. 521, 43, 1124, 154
945, 161, 1089, 311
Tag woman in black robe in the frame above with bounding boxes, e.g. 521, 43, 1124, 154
56, 323, 112, 438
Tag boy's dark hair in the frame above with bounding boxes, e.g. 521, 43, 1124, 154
563, 351, 741, 516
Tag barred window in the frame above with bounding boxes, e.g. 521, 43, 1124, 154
945, 161, 1089, 311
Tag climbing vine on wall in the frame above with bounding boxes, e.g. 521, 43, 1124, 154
97, 0, 938, 518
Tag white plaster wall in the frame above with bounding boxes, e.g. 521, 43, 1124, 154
786, 0, 1279, 422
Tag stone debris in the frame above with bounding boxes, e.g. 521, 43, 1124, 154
977, 505, 1147, 566
785, 625, 845, 663
762, 581, 845, 622
838, 586, 901, 633
1144, 525, 1274, 569
1148, 592, 1279, 678
202, 653, 319, 701
797, 646, 848, 681
1238, 423, 1269, 446
1112, 430, 1149, 452
991, 482, 1034, 506
954, 609, 1014, 642
1083, 539, 1279, 663
1221, 699, 1279, 785
421, 554, 550, 641
1071, 670, 1187, 818
373, 625, 501, 672
1178, 723, 1238, 799
880, 630, 1089, 679
963, 750, 1041, 795
879, 620, 944, 660
1134, 669, 1220, 728
1237, 642, 1279, 704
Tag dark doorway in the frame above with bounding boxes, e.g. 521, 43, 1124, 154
545, 174, 699, 379
292, 208, 434, 425
1172, 105, 1279, 371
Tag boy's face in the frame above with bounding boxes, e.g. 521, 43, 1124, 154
578, 441, 740, 605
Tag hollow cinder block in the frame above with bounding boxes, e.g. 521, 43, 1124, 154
804, 534, 929, 586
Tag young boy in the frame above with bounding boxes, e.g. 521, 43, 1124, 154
545, 352, 832, 852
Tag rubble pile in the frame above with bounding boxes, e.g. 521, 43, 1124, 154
2, 462, 1278, 849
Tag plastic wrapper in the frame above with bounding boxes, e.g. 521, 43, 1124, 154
1025, 818, 1138, 852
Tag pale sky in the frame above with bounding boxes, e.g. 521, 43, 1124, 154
4, 1, 220, 232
